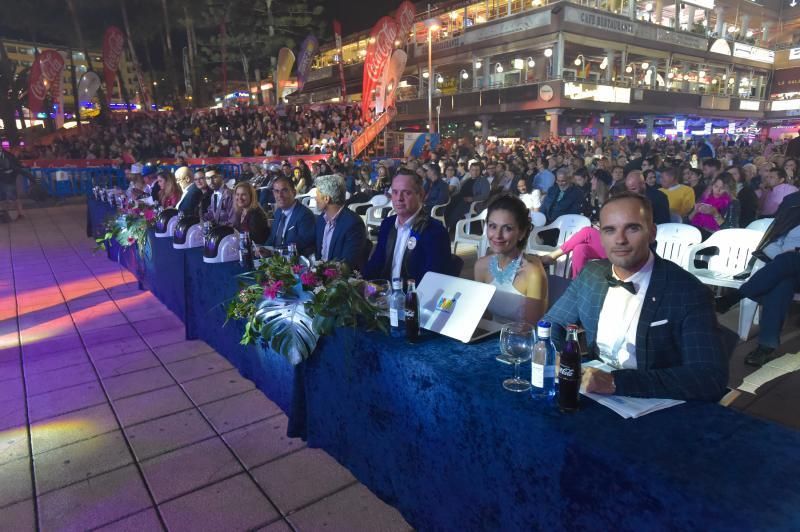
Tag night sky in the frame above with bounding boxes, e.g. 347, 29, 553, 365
326, 0, 405, 34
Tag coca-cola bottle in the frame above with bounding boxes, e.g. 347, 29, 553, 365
405, 279, 420, 343
238, 231, 254, 270
558, 324, 581, 413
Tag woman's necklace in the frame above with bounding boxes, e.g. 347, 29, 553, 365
489, 254, 522, 285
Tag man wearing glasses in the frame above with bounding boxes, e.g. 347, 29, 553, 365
177, 168, 208, 218
265, 175, 316, 256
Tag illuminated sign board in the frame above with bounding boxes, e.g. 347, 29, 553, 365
790, 48, 800, 61
709, 39, 732, 56
564, 82, 630, 103
771, 99, 800, 111
732, 43, 775, 64
739, 100, 761, 111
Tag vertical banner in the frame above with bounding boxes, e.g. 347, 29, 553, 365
375, 50, 407, 114
183, 47, 193, 97
394, 1, 416, 43
275, 47, 295, 103
361, 16, 399, 123
28, 50, 65, 118
333, 20, 347, 100
295, 35, 319, 92
102, 26, 125, 101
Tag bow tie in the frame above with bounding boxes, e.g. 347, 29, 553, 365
606, 274, 637, 295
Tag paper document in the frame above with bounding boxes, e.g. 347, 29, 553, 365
580, 360, 685, 419
738, 352, 800, 394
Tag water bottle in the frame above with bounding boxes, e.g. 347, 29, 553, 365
558, 325, 581, 413
287, 243, 298, 259
388, 278, 405, 338
238, 231, 254, 270
531, 320, 556, 399
203, 221, 211, 248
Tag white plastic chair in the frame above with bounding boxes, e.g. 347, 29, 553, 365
685, 228, 764, 289
746, 218, 773, 232
430, 199, 450, 226
655, 223, 703, 269
453, 209, 487, 254
526, 214, 591, 277
366, 202, 394, 234
349, 194, 389, 224
530, 211, 546, 228
669, 212, 683, 223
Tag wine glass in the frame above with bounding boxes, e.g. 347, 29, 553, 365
364, 279, 391, 312
499, 322, 534, 392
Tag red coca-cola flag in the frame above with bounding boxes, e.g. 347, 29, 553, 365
361, 16, 398, 123
28, 50, 65, 117
103, 26, 125, 97
394, 1, 416, 43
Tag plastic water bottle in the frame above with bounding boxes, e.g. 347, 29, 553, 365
531, 320, 556, 399
388, 278, 405, 338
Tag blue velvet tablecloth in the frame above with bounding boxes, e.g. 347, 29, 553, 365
303, 329, 800, 531
183, 249, 306, 437
87, 197, 117, 238
144, 230, 187, 322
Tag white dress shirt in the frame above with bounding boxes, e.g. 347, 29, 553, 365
392, 209, 420, 280
595, 253, 655, 370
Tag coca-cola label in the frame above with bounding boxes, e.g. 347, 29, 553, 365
558, 366, 578, 379
103, 26, 125, 95
361, 16, 399, 122
28, 50, 65, 116
395, 1, 416, 43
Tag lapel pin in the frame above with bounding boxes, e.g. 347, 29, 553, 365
652, 297, 656, 302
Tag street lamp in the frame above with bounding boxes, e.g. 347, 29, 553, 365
425, 18, 440, 133
459, 69, 469, 91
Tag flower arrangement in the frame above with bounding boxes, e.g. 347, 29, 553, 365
95, 198, 157, 257
225, 254, 387, 364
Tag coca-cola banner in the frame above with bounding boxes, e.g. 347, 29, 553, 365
394, 1, 416, 44
361, 16, 399, 122
296, 35, 319, 92
376, 50, 407, 114
102, 26, 125, 97
28, 50, 65, 117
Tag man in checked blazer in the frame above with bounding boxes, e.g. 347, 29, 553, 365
544, 192, 728, 402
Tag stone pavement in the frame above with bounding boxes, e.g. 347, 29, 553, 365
0, 204, 411, 531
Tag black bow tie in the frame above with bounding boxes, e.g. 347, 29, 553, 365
606, 274, 637, 295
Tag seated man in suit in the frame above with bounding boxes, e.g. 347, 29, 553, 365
540, 169, 584, 224
315, 174, 367, 271
265, 175, 316, 256
543, 192, 728, 401
364, 168, 453, 285
203, 167, 236, 226
624, 170, 670, 225
177, 168, 206, 217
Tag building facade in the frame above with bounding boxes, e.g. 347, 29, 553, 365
298, 0, 798, 139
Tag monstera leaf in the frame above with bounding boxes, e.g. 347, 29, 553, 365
254, 298, 319, 365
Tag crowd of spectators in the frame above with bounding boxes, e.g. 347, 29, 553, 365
19, 104, 366, 161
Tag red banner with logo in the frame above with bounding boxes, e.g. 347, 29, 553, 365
28, 50, 65, 117
351, 107, 396, 158
394, 1, 416, 43
333, 20, 347, 100
361, 16, 398, 123
103, 26, 125, 97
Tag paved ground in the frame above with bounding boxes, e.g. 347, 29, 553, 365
0, 204, 411, 531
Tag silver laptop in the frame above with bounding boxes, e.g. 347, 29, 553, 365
416, 272, 503, 343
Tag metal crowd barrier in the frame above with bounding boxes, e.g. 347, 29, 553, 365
25, 167, 127, 197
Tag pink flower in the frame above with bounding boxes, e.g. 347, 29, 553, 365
323, 268, 339, 280
132, 208, 141, 216
263, 280, 283, 299
300, 271, 318, 286
144, 210, 155, 222
292, 265, 303, 274
127, 237, 135, 244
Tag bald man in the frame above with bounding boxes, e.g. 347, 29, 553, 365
625, 170, 670, 225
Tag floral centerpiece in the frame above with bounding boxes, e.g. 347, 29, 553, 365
226, 254, 387, 364
95, 196, 157, 257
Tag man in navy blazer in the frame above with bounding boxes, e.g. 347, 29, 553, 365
540, 170, 585, 224
314, 174, 367, 271
177, 169, 205, 217
624, 170, 671, 225
365, 169, 452, 284
265, 176, 316, 256
544, 192, 728, 401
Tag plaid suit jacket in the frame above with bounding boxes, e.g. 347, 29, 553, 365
543, 255, 728, 401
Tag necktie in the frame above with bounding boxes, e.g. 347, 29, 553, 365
606, 274, 636, 295
213, 193, 219, 210
274, 213, 286, 246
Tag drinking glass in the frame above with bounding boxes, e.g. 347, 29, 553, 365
499, 322, 534, 392
364, 279, 391, 312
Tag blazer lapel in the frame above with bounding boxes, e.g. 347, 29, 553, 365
586, 262, 612, 351
635, 256, 666, 370
384, 223, 397, 279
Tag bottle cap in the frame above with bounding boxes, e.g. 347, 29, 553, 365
392, 280, 402, 290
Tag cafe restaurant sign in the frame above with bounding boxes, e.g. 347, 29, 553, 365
565, 8, 636, 35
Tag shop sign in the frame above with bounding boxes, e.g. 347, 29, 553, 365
709, 38, 732, 56
790, 48, 800, 61
564, 82, 630, 103
682, 0, 715, 9
772, 99, 800, 111
732, 42, 775, 64
656, 29, 707, 50
564, 8, 636, 35
462, 11, 551, 46
770, 67, 800, 96
739, 100, 760, 111
539, 84, 554, 101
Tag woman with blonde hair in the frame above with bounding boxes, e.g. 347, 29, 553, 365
232, 182, 269, 244
157, 170, 181, 208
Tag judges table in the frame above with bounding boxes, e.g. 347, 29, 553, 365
88, 198, 800, 531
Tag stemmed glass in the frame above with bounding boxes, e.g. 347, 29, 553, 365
499, 322, 534, 392
363, 279, 391, 313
